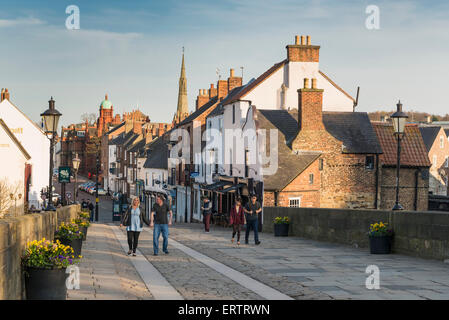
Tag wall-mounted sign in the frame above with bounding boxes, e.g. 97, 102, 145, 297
58, 166, 71, 183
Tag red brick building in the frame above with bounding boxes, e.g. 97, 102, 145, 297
262, 80, 431, 211
419, 126, 449, 196
373, 123, 431, 211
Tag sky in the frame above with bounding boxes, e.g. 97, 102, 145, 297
0, 0, 448, 128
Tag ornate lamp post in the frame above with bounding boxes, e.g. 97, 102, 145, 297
72, 153, 81, 204
390, 100, 408, 211
40, 97, 62, 211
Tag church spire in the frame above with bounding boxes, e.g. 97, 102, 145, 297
176, 48, 188, 117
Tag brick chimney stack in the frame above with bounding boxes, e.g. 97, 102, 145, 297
133, 121, 142, 135
1, 88, 10, 102
297, 78, 324, 131
287, 35, 320, 62
196, 89, 209, 110
227, 68, 242, 92
208, 83, 217, 99
217, 80, 228, 100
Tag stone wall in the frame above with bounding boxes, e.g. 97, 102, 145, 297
0, 205, 80, 300
263, 206, 449, 261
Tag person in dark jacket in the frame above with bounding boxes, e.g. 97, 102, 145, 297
201, 197, 212, 233
120, 196, 150, 256
229, 198, 246, 246
87, 200, 94, 222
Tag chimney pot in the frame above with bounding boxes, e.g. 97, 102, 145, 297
230, 69, 235, 77
300, 35, 304, 45
303, 78, 310, 89
295, 35, 300, 45
311, 78, 317, 89
306, 36, 311, 45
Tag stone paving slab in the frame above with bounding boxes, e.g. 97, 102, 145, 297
67, 223, 152, 300
168, 223, 449, 300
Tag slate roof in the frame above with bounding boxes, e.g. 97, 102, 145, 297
419, 126, 441, 151
445, 129, 449, 139
373, 122, 431, 167
177, 96, 218, 127
109, 132, 125, 145
322, 112, 383, 154
256, 110, 320, 191
105, 122, 125, 135
258, 110, 299, 147
143, 136, 168, 170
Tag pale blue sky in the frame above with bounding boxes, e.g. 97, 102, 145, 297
0, 0, 448, 127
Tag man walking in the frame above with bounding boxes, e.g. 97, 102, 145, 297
150, 195, 173, 256
201, 197, 212, 233
88, 199, 94, 222
244, 195, 262, 245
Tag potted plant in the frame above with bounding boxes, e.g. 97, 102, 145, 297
55, 222, 84, 256
274, 216, 290, 236
79, 211, 90, 220
22, 238, 81, 300
74, 218, 90, 241
368, 221, 393, 254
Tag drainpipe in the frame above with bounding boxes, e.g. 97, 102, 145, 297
374, 154, 379, 209
274, 191, 279, 207
414, 169, 419, 211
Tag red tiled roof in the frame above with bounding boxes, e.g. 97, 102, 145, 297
372, 122, 431, 167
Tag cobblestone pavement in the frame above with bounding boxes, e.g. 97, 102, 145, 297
67, 219, 449, 300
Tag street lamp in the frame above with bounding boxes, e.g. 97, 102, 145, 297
40, 97, 62, 211
72, 153, 81, 204
390, 100, 408, 211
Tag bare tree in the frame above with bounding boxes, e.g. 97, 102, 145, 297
0, 178, 23, 218
81, 113, 97, 125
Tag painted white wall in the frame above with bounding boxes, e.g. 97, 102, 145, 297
0, 99, 50, 209
143, 167, 168, 192
240, 61, 353, 112
0, 124, 27, 214
107, 144, 117, 191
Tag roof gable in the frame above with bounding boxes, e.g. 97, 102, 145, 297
322, 112, 383, 154
0, 118, 31, 160
256, 110, 320, 191
419, 126, 442, 151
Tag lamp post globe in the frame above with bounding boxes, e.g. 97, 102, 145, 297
390, 100, 408, 211
40, 97, 62, 211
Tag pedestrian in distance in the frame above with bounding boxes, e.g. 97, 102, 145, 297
229, 197, 246, 246
120, 196, 149, 256
201, 196, 212, 233
81, 199, 87, 209
150, 195, 173, 256
244, 194, 262, 245
87, 199, 94, 222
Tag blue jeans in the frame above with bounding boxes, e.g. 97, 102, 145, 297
245, 219, 259, 243
90, 209, 94, 222
153, 224, 169, 254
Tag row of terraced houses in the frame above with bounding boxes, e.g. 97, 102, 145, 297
56, 36, 449, 223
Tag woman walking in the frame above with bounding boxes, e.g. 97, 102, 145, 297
120, 196, 150, 256
229, 198, 246, 246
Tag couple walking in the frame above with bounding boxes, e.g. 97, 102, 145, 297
230, 195, 262, 245
120, 195, 173, 256
202, 195, 262, 245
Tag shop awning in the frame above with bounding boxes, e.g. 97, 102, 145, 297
218, 183, 246, 194
201, 181, 232, 191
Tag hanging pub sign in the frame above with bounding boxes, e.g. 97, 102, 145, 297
58, 166, 71, 183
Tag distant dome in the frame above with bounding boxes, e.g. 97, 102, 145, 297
100, 94, 113, 109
